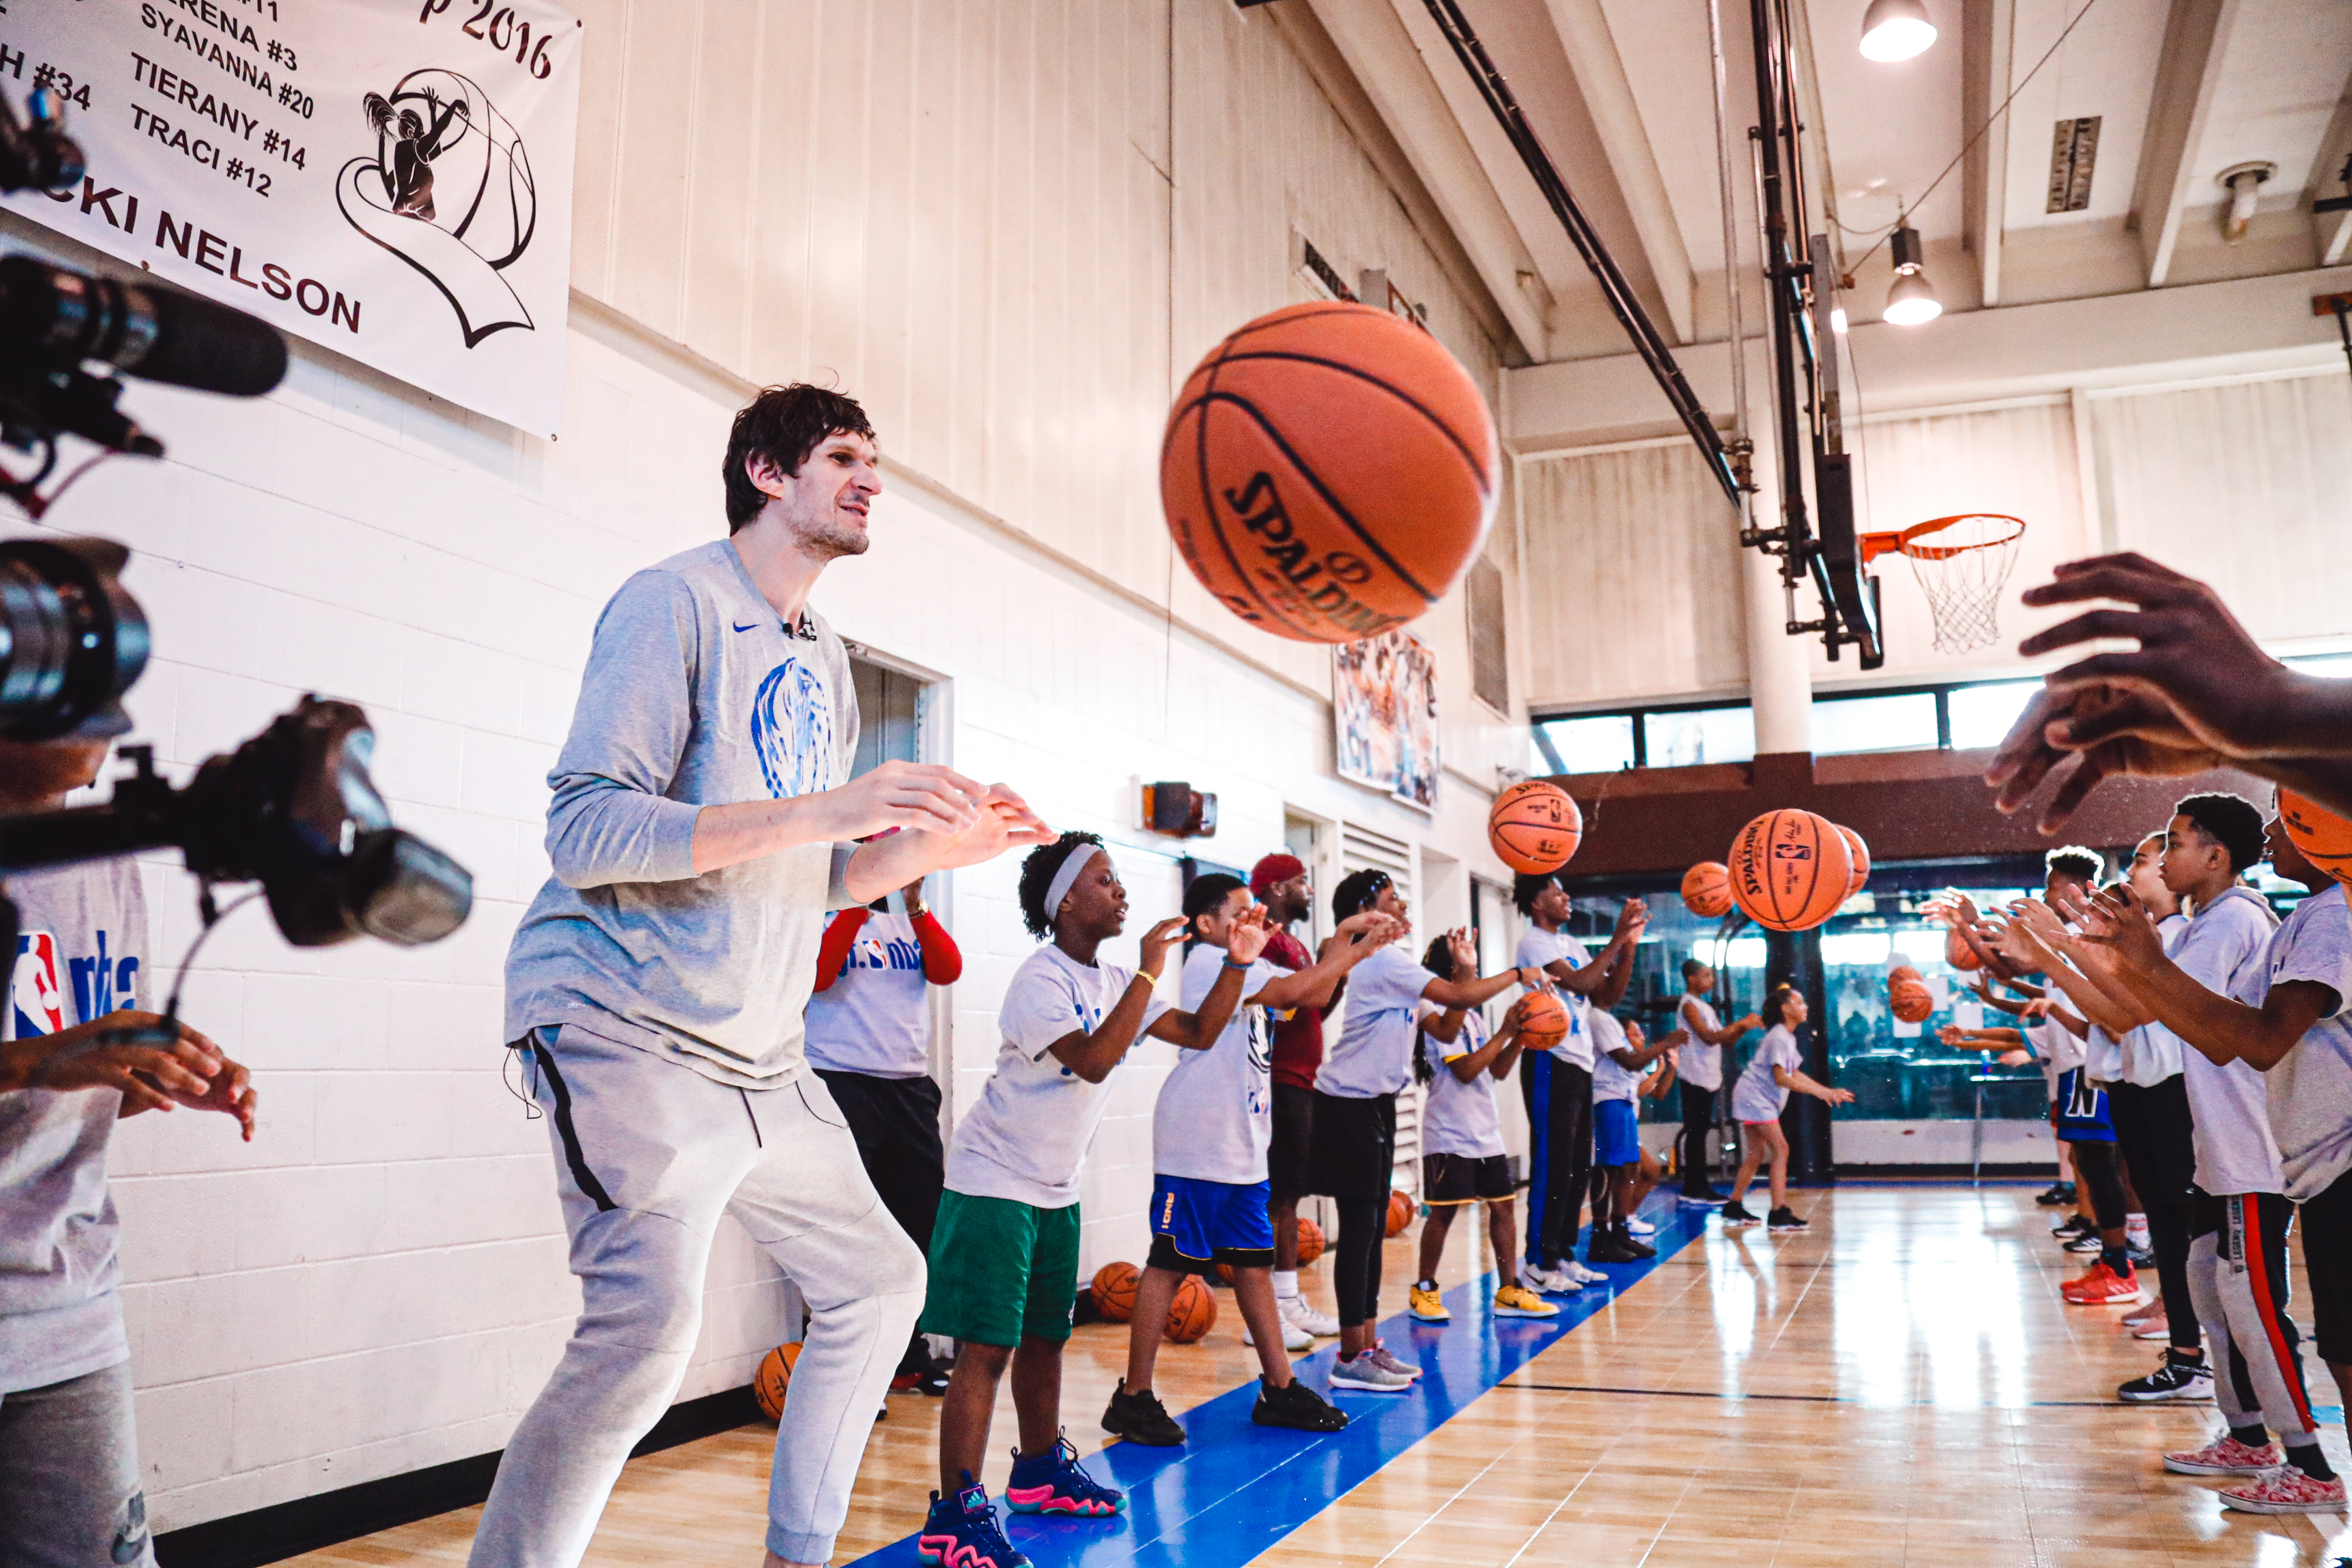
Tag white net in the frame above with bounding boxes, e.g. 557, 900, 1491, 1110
1898, 514, 2026, 655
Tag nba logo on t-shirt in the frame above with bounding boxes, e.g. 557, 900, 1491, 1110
12, 930, 66, 1037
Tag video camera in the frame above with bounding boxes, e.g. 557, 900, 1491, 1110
0, 86, 471, 964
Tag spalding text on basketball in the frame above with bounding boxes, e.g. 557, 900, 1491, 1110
1220, 471, 1410, 639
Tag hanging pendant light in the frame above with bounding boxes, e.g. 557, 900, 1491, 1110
1884, 223, 1942, 325
1860, 0, 1936, 61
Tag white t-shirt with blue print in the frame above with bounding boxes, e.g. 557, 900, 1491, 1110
946, 943, 1172, 1209
1516, 926, 1593, 1070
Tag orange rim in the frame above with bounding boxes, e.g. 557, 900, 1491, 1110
1857, 513, 2026, 564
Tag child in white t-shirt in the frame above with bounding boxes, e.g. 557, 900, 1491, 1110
1104, 873, 1395, 1447
920, 834, 1249, 1558
1406, 932, 1556, 1327
1588, 1011, 1681, 1262
1721, 985, 1852, 1231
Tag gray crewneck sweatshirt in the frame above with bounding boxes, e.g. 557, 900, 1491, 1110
504, 539, 860, 1087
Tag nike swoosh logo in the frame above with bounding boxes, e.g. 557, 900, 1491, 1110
732, 621, 760, 633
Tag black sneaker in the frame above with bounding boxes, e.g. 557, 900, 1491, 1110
2053, 1214, 2095, 1237
1720, 1201, 1760, 1224
2062, 1232, 2104, 1254
920, 1474, 1031, 1568
1101, 1378, 1186, 1446
2126, 1242, 2156, 1267
1585, 1233, 1642, 1264
1599, 1229, 1656, 1261
1766, 1207, 1809, 1232
2118, 1354, 2214, 1404
2036, 1182, 2076, 1207
1252, 1375, 1350, 1432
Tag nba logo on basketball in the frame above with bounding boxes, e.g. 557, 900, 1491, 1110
1770, 841, 1814, 862
12, 932, 66, 1037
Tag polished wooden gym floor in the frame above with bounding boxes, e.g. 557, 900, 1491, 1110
290, 1184, 2350, 1567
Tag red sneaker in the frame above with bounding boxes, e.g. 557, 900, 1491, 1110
2221, 1466, 2349, 1514
2061, 1261, 2143, 1305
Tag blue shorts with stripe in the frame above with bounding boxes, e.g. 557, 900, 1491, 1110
1147, 1173, 1275, 1274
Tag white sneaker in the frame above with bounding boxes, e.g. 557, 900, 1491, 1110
1518, 1259, 1581, 1295
1330, 1353, 1412, 1391
1626, 1216, 1656, 1236
1279, 1294, 1340, 1338
1567, 1262, 1608, 1285
1244, 1317, 1314, 1350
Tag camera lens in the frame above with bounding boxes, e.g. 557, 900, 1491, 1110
0, 536, 148, 740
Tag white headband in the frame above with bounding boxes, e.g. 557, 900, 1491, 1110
1044, 845, 1107, 929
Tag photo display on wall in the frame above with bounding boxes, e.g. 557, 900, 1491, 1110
3, 0, 583, 437
1334, 628, 1438, 812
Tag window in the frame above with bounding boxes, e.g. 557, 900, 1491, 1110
1466, 557, 1509, 713
1531, 712, 1635, 775
1813, 691, 1938, 755
2286, 653, 2352, 679
1644, 706, 1756, 766
1947, 681, 2040, 749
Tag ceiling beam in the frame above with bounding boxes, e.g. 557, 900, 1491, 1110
1541, 0, 1696, 342
1962, 0, 2016, 307
1301, 0, 1553, 359
2305, 67, 2352, 267
2131, 0, 2245, 289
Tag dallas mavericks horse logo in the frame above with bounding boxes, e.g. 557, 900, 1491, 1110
751, 657, 835, 799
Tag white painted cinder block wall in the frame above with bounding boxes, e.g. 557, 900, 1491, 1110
3, 0, 1538, 1532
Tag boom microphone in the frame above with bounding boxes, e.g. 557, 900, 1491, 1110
0, 256, 289, 396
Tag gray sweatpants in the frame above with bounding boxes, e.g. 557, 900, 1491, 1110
2190, 1191, 2316, 1447
0, 1358, 152, 1567
470, 1027, 926, 1567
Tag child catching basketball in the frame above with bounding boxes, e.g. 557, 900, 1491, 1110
1101, 873, 1392, 1446
1588, 1010, 1682, 1262
1721, 985, 1852, 1230
917, 833, 1250, 1568
1407, 933, 1556, 1326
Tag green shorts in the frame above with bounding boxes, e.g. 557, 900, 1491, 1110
918, 1188, 1082, 1347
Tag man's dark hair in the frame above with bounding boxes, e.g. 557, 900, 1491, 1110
1513, 871, 1563, 918
1682, 956, 1709, 981
1019, 831, 1104, 939
721, 383, 876, 531
2044, 845, 2102, 886
2175, 792, 2267, 875
1332, 868, 1391, 922
1182, 873, 1248, 948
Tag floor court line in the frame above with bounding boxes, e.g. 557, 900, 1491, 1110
845, 1193, 1713, 1568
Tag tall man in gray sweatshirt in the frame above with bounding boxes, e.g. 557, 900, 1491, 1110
478, 384, 1051, 1568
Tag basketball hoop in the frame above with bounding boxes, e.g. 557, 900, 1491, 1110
1858, 514, 2027, 655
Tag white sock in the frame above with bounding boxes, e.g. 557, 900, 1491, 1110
1274, 1270, 1300, 1300
2126, 1213, 2150, 1247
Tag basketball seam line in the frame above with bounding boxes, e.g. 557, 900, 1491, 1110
1189, 391, 1446, 607
1187, 330, 1321, 640
1191, 349, 1494, 487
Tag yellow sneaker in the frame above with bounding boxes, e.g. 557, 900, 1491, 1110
1493, 1284, 1559, 1319
1408, 1284, 1450, 1322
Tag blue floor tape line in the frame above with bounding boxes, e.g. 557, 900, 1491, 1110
849, 1193, 1715, 1568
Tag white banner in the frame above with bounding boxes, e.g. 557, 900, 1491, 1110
1, 0, 581, 437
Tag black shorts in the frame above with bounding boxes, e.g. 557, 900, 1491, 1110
1308, 1090, 1396, 1201
2110, 1076, 2196, 1210
811, 1069, 946, 1252
1269, 1082, 1317, 1201
2304, 1168, 2352, 1363
1424, 1151, 1513, 1205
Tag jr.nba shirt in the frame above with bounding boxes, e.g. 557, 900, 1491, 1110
0, 856, 148, 1392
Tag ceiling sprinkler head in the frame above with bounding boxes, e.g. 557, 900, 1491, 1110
2217, 161, 2277, 245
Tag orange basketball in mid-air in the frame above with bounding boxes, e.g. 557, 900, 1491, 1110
753, 1342, 802, 1422
1889, 978, 1934, 1025
2280, 789, 2352, 887
1727, 810, 1853, 932
1161, 303, 1500, 643
1386, 1190, 1416, 1236
1681, 861, 1733, 918
1092, 1261, 1140, 1323
1165, 1276, 1217, 1343
1516, 990, 1569, 1048
1835, 825, 1871, 900
1888, 964, 1923, 985
1294, 1215, 1326, 1267
1488, 781, 1582, 874
1945, 925, 1984, 971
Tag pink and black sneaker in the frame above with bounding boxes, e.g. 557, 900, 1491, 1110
1005, 1433, 1126, 1517
2162, 1434, 2283, 1476
920, 1474, 1031, 1568
2220, 1465, 2349, 1514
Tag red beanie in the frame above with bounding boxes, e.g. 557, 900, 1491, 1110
1250, 853, 1306, 898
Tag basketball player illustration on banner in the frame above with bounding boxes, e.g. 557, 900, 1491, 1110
1333, 629, 1439, 811
338, 69, 540, 347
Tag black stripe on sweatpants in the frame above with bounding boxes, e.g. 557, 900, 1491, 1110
530, 1038, 617, 1213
